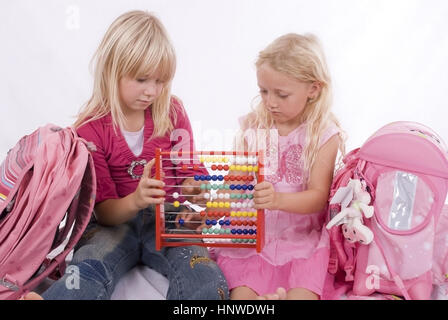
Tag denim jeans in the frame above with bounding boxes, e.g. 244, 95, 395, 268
42, 205, 229, 300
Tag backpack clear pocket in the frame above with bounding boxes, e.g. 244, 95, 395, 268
375, 170, 434, 233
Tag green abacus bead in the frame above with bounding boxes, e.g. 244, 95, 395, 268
226, 228, 231, 234
212, 184, 219, 190
200, 184, 207, 190
236, 194, 242, 199
248, 194, 254, 199
242, 194, 248, 199
224, 184, 230, 190
218, 184, 224, 189
207, 184, 212, 190
202, 228, 209, 234
213, 228, 220, 234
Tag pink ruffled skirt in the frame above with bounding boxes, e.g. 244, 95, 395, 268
216, 247, 330, 297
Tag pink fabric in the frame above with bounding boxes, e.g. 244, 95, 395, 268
215, 121, 340, 296
76, 97, 207, 204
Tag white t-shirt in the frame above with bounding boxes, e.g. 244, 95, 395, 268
122, 126, 144, 157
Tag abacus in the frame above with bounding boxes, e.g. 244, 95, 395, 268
155, 148, 265, 252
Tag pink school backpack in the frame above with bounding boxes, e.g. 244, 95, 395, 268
0, 124, 96, 300
326, 121, 448, 300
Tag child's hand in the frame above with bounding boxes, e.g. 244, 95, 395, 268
253, 181, 278, 210
181, 178, 206, 203
175, 210, 205, 232
133, 159, 166, 210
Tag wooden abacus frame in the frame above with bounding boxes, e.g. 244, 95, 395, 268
155, 149, 265, 252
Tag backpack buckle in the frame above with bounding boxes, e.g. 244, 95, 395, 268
0, 274, 19, 291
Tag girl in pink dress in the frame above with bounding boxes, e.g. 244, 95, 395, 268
214, 33, 346, 300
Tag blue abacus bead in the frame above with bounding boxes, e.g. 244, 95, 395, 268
235, 185, 242, 190
225, 220, 231, 225
231, 229, 237, 234
179, 218, 184, 225
206, 175, 212, 181
242, 185, 248, 190
219, 220, 224, 225
194, 175, 200, 181
211, 219, 217, 225
218, 175, 224, 181
243, 229, 248, 234
248, 185, 254, 190
211, 175, 218, 181
229, 184, 235, 190
237, 229, 243, 234
249, 229, 255, 235
200, 175, 206, 181
205, 219, 211, 225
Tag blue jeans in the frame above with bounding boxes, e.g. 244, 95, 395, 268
42, 205, 229, 300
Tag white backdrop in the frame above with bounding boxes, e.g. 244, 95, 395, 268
1, 0, 448, 160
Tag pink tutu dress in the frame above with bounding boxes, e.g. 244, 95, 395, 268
214, 122, 340, 297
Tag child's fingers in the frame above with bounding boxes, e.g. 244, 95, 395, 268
142, 178, 165, 189
254, 181, 272, 191
253, 188, 272, 199
143, 158, 156, 178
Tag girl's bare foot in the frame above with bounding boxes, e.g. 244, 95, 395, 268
256, 287, 287, 300
21, 292, 43, 300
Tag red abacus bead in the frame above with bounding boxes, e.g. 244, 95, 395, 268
231, 220, 237, 226
211, 164, 217, 170
193, 165, 199, 171
236, 220, 243, 226
223, 165, 229, 171
225, 212, 230, 217
248, 176, 254, 181
242, 220, 248, 226
229, 175, 236, 181
182, 164, 188, 171
224, 175, 230, 181
217, 164, 223, 170
200, 211, 206, 217
248, 220, 254, 226
235, 176, 242, 181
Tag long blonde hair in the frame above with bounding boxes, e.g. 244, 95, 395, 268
73, 10, 177, 137
240, 33, 346, 183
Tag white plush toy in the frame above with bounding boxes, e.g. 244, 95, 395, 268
326, 179, 374, 245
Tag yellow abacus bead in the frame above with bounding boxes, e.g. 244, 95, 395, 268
242, 211, 248, 217
200, 156, 205, 163
173, 201, 180, 208
224, 202, 230, 208
253, 166, 259, 172
213, 202, 219, 208
206, 201, 212, 208
206, 157, 212, 163
247, 165, 253, 172
223, 157, 229, 163
248, 211, 253, 217
236, 212, 242, 217
230, 165, 236, 171
235, 165, 241, 171
241, 165, 248, 172
218, 202, 224, 208
230, 211, 236, 217
253, 211, 258, 217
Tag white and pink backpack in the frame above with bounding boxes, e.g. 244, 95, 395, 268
0, 124, 96, 299
326, 121, 448, 300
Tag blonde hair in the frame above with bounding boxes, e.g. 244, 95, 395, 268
240, 33, 346, 183
73, 10, 177, 137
